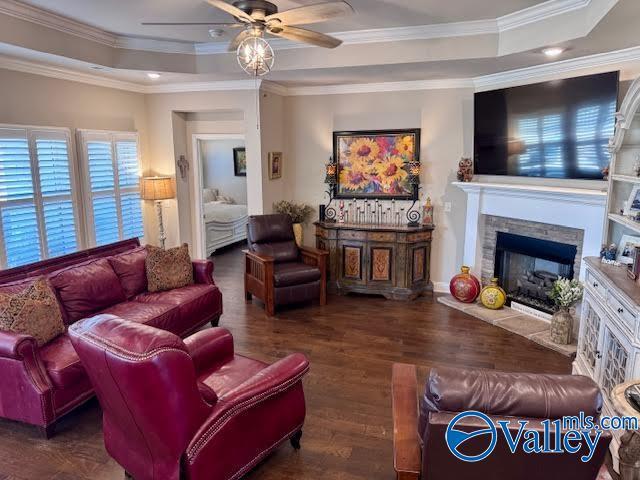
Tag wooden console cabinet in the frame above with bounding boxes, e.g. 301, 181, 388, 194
315, 221, 434, 300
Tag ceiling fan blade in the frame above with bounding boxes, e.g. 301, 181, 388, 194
268, 26, 342, 48
206, 0, 254, 23
265, 1, 354, 26
141, 22, 243, 26
228, 29, 254, 51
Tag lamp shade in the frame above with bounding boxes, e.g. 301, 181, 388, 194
140, 176, 175, 201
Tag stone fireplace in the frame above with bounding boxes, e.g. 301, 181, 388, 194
481, 217, 583, 315
454, 181, 607, 321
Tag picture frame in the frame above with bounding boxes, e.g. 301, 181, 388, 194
628, 245, 640, 280
268, 152, 283, 179
233, 147, 246, 177
617, 234, 640, 264
333, 129, 420, 200
623, 184, 640, 216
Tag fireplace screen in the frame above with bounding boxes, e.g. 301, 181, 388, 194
494, 231, 577, 314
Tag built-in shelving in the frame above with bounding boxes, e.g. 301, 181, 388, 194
605, 77, 640, 246
609, 213, 640, 235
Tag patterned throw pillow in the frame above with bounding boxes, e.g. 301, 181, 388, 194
145, 244, 194, 293
0, 278, 65, 346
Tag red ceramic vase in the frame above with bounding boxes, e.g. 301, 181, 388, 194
449, 266, 481, 303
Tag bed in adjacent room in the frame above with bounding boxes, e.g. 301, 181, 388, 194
203, 197, 248, 254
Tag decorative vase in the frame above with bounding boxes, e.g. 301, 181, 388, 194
449, 266, 481, 303
292, 223, 303, 247
550, 307, 573, 345
480, 278, 507, 310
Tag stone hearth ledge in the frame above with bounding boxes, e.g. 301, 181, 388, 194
437, 295, 577, 357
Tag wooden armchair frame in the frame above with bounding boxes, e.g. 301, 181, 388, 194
243, 246, 328, 316
392, 363, 421, 480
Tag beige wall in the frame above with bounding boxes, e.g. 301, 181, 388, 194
144, 90, 263, 250
260, 91, 290, 212
0, 67, 152, 240
284, 88, 475, 287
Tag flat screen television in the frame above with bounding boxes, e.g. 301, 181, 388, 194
474, 71, 619, 179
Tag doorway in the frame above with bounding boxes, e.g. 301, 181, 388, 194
192, 134, 247, 258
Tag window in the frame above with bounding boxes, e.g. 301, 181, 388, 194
0, 126, 79, 268
78, 131, 143, 247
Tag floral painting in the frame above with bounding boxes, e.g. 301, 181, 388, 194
334, 129, 420, 199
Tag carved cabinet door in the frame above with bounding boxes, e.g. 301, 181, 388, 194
369, 244, 396, 286
339, 241, 367, 286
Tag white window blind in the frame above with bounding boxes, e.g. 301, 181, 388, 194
79, 131, 143, 247
0, 127, 79, 268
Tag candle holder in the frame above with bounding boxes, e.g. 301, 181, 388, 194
405, 161, 422, 227
324, 156, 338, 222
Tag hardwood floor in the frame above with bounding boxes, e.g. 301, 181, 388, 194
0, 245, 571, 479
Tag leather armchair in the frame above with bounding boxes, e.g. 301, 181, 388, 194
392, 364, 612, 480
244, 214, 328, 315
69, 314, 309, 480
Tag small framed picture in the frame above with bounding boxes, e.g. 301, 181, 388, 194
233, 147, 246, 177
268, 152, 282, 180
628, 245, 640, 280
624, 185, 640, 216
617, 234, 640, 264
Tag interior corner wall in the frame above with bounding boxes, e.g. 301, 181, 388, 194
0, 67, 151, 242
283, 88, 475, 287
259, 91, 290, 212
144, 89, 264, 250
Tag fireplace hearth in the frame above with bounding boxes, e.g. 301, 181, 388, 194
494, 231, 577, 314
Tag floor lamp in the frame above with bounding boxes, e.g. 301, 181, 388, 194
141, 176, 175, 249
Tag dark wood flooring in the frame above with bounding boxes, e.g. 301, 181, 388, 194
0, 245, 571, 479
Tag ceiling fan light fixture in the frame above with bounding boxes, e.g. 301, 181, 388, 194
237, 35, 274, 77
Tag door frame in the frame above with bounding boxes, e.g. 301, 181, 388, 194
191, 133, 246, 259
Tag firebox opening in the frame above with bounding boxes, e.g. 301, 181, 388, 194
494, 231, 577, 314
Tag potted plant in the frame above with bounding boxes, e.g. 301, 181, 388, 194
273, 201, 313, 246
548, 277, 584, 345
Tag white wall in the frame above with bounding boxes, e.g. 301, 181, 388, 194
200, 138, 247, 204
284, 88, 474, 286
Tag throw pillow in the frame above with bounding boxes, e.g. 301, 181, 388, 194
0, 278, 65, 346
145, 244, 194, 292
202, 188, 217, 203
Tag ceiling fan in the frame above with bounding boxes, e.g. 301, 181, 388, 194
142, 0, 354, 51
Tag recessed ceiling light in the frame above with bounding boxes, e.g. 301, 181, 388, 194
542, 47, 564, 58
147, 72, 161, 79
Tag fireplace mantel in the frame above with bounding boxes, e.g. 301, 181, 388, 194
454, 181, 607, 280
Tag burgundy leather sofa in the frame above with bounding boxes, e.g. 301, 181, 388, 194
69, 315, 309, 480
0, 239, 222, 437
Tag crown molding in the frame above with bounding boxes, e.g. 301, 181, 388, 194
0, 0, 116, 46
145, 79, 260, 94
0, 0, 609, 56
497, 0, 589, 31
1, 43, 638, 97
285, 78, 475, 96
473, 44, 640, 91
0, 55, 147, 92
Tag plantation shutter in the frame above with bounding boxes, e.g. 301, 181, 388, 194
0, 126, 78, 268
80, 131, 143, 246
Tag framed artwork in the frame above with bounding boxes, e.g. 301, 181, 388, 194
269, 152, 283, 179
617, 234, 640, 264
624, 184, 640, 216
333, 129, 420, 200
233, 147, 246, 176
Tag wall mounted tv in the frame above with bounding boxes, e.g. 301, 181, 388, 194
474, 71, 619, 180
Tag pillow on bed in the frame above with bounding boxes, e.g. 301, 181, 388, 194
216, 195, 235, 204
203, 188, 218, 203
